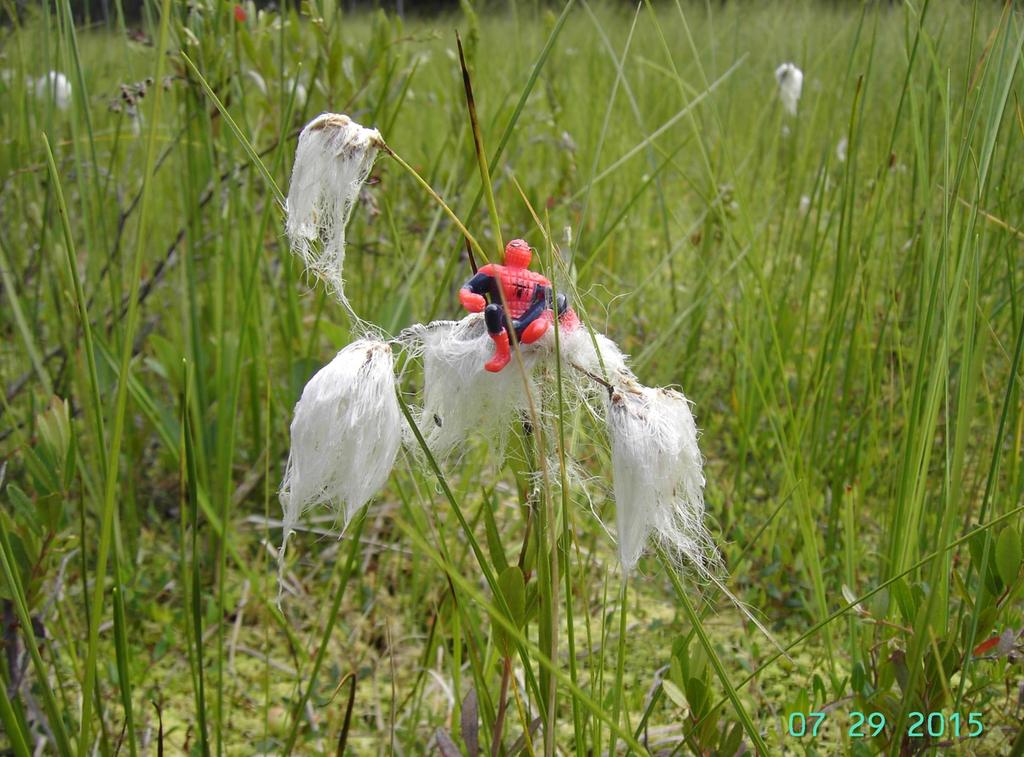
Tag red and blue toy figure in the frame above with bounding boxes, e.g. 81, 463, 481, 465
459, 239, 579, 372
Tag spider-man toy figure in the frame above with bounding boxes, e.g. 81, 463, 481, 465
459, 239, 578, 372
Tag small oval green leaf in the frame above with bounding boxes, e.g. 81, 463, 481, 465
995, 526, 1021, 586
498, 566, 526, 625
494, 566, 526, 657
661, 679, 688, 710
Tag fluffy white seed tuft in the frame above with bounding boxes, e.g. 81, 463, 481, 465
836, 136, 848, 163
775, 62, 803, 116
550, 325, 635, 420
285, 113, 383, 312
279, 338, 401, 548
404, 315, 540, 460
558, 326, 634, 384
244, 68, 268, 95
607, 385, 717, 574
34, 71, 72, 111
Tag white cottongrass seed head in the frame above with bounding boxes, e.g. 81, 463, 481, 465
606, 385, 717, 575
555, 326, 635, 418
244, 67, 268, 96
285, 113, 384, 312
836, 136, 848, 163
404, 315, 541, 460
35, 70, 72, 110
774, 62, 803, 116
289, 78, 308, 107
279, 338, 402, 549
558, 326, 634, 387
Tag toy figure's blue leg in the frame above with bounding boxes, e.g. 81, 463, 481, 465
484, 303, 506, 334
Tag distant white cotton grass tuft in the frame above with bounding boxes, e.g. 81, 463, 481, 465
279, 338, 402, 554
836, 136, 848, 163
34, 71, 72, 111
775, 62, 803, 116
244, 68, 268, 95
289, 78, 308, 107
607, 385, 717, 575
285, 113, 384, 313
404, 315, 540, 460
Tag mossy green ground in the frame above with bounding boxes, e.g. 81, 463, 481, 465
2, 0, 1024, 754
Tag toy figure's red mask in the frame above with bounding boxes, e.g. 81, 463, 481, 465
503, 238, 532, 268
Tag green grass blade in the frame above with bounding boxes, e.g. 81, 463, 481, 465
660, 553, 769, 755
77, 0, 175, 747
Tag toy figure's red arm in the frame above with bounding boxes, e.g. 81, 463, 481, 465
459, 266, 496, 313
